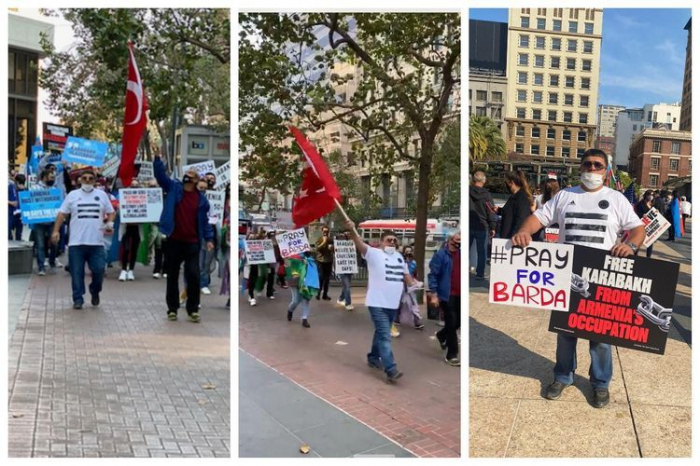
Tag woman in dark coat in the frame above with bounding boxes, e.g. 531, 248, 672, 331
498, 171, 534, 239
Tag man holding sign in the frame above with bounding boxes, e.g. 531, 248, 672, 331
512, 149, 645, 408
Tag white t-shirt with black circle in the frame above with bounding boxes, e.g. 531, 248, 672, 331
533, 185, 643, 251
363, 246, 409, 310
59, 189, 115, 247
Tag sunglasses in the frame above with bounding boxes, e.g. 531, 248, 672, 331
581, 161, 606, 170
384, 237, 398, 244
82, 176, 95, 182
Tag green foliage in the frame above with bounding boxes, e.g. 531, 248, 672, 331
469, 114, 505, 163
430, 119, 460, 215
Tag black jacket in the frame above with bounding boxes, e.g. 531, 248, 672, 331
499, 189, 531, 239
469, 185, 496, 231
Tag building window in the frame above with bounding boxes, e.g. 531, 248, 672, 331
649, 174, 659, 187
535, 55, 545, 67
533, 91, 543, 103
671, 141, 681, 154
493, 107, 502, 119
532, 109, 542, 120
531, 144, 540, 155
585, 22, 594, 34
565, 76, 575, 88
651, 157, 660, 169
476, 106, 487, 116
476, 90, 487, 100
550, 74, 560, 86
518, 71, 528, 84
516, 143, 524, 153
547, 146, 555, 156
569, 21, 578, 33
581, 77, 590, 90
553, 19, 562, 31
567, 39, 577, 52
563, 130, 571, 141
520, 35, 530, 47
549, 92, 558, 104
537, 18, 546, 30
517, 108, 526, 118
516, 125, 525, 136
670, 159, 679, 171
551, 56, 560, 69
668, 175, 678, 181
532, 127, 541, 138
566, 58, 576, 70
577, 148, 586, 158
564, 94, 574, 106
521, 17, 530, 28
652, 140, 661, 152
582, 60, 592, 71
547, 128, 556, 139
562, 147, 571, 158
548, 110, 558, 121
632, 124, 637, 131
578, 131, 587, 142
579, 113, 588, 124
551, 38, 561, 51
517, 89, 527, 102
534, 73, 544, 85
519, 53, 529, 66
580, 95, 589, 107
583, 41, 593, 53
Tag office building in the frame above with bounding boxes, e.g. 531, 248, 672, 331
680, 18, 692, 131
628, 127, 691, 189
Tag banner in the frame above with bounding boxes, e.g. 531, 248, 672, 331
136, 161, 154, 181
244, 239, 277, 265
42, 122, 72, 153
206, 190, 225, 225
18, 188, 63, 225
276, 228, 310, 258
641, 208, 671, 248
213, 161, 231, 190
62, 136, 109, 167
334, 240, 358, 274
489, 238, 574, 312
549, 245, 679, 355
119, 188, 163, 223
183, 160, 216, 177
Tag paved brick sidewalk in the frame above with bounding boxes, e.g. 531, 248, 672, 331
239, 287, 461, 457
8, 264, 230, 458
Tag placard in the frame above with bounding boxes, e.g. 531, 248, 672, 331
244, 239, 277, 265
276, 228, 310, 258
549, 245, 680, 355
334, 240, 358, 274
43, 122, 72, 153
545, 227, 560, 243
182, 160, 216, 176
62, 136, 109, 167
489, 238, 574, 312
206, 190, 225, 225
119, 188, 163, 223
213, 161, 231, 190
641, 208, 671, 248
18, 188, 63, 225
136, 161, 154, 181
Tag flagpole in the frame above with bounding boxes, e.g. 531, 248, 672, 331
333, 198, 359, 237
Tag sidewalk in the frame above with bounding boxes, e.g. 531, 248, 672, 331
239, 287, 461, 457
8, 264, 230, 458
468, 233, 691, 458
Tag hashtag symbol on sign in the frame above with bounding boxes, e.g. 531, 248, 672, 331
492, 246, 508, 264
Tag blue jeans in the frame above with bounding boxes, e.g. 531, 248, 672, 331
288, 286, 310, 319
469, 229, 489, 277
339, 274, 352, 305
68, 245, 106, 305
368, 306, 399, 375
553, 333, 613, 389
33, 223, 57, 271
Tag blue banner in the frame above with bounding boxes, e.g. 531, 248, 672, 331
19, 188, 63, 225
62, 136, 109, 167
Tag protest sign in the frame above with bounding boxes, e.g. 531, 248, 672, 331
276, 228, 310, 258
549, 245, 679, 355
213, 161, 231, 190
62, 136, 109, 167
183, 160, 216, 177
244, 239, 277, 265
334, 240, 358, 274
119, 188, 163, 223
641, 208, 671, 248
136, 162, 154, 181
206, 190, 225, 225
43, 122, 72, 153
100, 143, 122, 179
18, 188, 63, 225
489, 238, 574, 312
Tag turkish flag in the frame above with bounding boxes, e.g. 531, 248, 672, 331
289, 126, 342, 228
118, 42, 148, 188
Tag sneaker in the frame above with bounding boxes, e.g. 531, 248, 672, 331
167, 311, 177, 321
250, 298, 257, 306
445, 357, 460, 366
322, 295, 332, 301
337, 299, 346, 307
73, 302, 84, 310
55, 259, 63, 267
189, 312, 201, 323
414, 322, 425, 330
474, 275, 488, 280
345, 304, 354, 311
281, 285, 289, 289
268, 295, 275, 300
394, 321, 402, 326
302, 319, 311, 328
593, 388, 610, 408
153, 273, 161, 279
435, 331, 447, 350
386, 370, 404, 384
126, 270, 135, 281
287, 311, 293, 321
119, 270, 127, 281
367, 359, 382, 370
38, 270, 46, 276
545, 381, 569, 400
201, 287, 211, 295
91, 294, 100, 306
390, 324, 401, 338
163, 273, 168, 278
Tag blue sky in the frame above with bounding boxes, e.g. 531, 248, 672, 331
470, 8, 691, 109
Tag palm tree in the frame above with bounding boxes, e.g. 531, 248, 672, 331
469, 115, 506, 163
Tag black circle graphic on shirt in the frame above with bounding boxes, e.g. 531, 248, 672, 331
599, 200, 610, 209
94, 196, 100, 201
398, 258, 403, 264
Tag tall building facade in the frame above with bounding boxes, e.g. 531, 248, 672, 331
595, 104, 625, 162
628, 128, 691, 190
613, 102, 681, 169
505, 7, 603, 162
469, 19, 508, 134
680, 17, 692, 131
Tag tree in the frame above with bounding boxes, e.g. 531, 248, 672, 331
469, 114, 505, 163
430, 119, 460, 217
239, 13, 460, 280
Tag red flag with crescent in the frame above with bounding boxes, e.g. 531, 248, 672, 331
118, 42, 148, 188
289, 126, 342, 228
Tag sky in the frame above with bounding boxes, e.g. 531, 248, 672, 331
469, 8, 691, 109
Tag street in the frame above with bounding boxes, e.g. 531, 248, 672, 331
238, 284, 461, 457
8, 264, 230, 458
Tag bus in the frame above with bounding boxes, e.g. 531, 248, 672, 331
358, 218, 457, 253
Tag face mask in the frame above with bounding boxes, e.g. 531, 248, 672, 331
384, 247, 396, 255
81, 184, 94, 193
452, 242, 461, 249
207, 180, 215, 189
46, 180, 55, 187
580, 172, 604, 190
183, 175, 194, 184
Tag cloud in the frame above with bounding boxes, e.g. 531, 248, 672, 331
612, 14, 649, 30
654, 39, 684, 65
601, 70, 682, 105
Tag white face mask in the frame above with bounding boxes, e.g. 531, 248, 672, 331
580, 172, 604, 190
81, 184, 94, 193
384, 247, 396, 256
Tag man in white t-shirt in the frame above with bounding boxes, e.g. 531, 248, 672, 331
512, 149, 645, 408
346, 220, 415, 383
51, 170, 116, 309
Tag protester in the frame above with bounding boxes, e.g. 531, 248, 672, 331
634, 190, 656, 258
315, 225, 334, 300
335, 231, 354, 311
345, 220, 417, 383
198, 175, 219, 296
219, 187, 231, 308
154, 154, 214, 322
30, 169, 59, 275
469, 171, 496, 280
8, 173, 26, 241
511, 148, 645, 408
118, 179, 143, 281
497, 171, 533, 240
51, 169, 116, 309
429, 230, 461, 366
533, 178, 560, 241
666, 190, 683, 242
681, 196, 692, 231
264, 231, 278, 299
396, 245, 424, 329
285, 250, 319, 328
